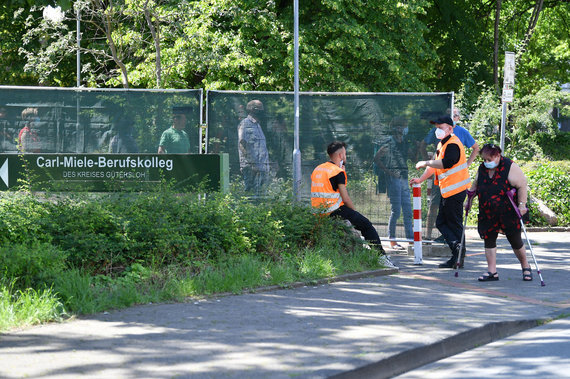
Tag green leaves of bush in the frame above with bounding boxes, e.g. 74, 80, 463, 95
0, 242, 67, 290
526, 163, 570, 226
0, 190, 361, 275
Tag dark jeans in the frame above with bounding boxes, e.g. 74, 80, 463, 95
330, 205, 382, 248
436, 190, 466, 256
386, 175, 413, 240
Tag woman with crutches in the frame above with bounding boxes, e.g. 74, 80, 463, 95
467, 144, 533, 282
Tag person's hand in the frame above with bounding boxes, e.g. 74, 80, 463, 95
519, 203, 528, 216
409, 178, 421, 186
415, 161, 427, 169
464, 190, 476, 211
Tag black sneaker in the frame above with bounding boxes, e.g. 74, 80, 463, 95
434, 235, 446, 243
438, 258, 456, 268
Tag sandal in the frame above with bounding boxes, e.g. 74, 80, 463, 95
390, 244, 406, 251
478, 272, 499, 282
522, 267, 533, 281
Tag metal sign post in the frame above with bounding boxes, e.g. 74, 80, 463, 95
500, 52, 515, 151
292, 0, 301, 201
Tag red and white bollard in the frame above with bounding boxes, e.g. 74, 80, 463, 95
412, 183, 423, 264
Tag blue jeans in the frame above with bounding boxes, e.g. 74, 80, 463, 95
387, 175, 413, 240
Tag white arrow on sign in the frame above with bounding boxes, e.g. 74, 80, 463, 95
1, 158, 8, 187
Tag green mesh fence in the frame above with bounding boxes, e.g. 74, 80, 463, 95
0, 87, 202, 154
206, 90, 454, 241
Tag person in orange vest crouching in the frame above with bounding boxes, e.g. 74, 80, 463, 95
311, 141, 397, 269
410, 115, 471, 269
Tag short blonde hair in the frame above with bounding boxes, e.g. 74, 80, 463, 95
21, 107, 38, 121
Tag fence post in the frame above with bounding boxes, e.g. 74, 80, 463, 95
412, 183, 423, 265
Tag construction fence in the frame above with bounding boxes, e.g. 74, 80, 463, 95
0, 86, 453, 240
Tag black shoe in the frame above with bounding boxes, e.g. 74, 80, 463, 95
434, 235, 446, 243
438, 258, 456, 268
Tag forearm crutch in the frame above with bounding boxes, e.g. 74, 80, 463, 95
507, 188, 545, 286
455, 189, 476, 277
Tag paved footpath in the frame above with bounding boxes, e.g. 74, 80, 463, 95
0, 231, 569, 378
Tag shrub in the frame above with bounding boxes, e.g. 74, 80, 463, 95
525, 163, 570, 226
0, 194, 52, 246
0, 242, 67, 290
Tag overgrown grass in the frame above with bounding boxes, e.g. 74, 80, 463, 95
0, 188, 386, 332
0, 280, 66, 331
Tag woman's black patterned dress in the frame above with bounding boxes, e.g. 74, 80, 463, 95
477, 156, 521, 240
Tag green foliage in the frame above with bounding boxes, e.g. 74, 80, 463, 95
0, 187, 367, 279
14, 0, 438, 91
0, 194, 53, 245
0, 242, 67, 290
508, 3, 570, 95
0, 280, 66, 332
525, 163, 570, 226
0, 184, 385, 330
462, 85, 570, 161
462, 86, 502, 144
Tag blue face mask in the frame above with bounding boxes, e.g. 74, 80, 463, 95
484, 161, 498, 169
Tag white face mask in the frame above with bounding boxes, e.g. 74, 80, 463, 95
402, 127, 409, 136
435, 128, 446, 139
484, 161, 498, 169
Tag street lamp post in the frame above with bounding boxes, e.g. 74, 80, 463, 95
292, 0, 301, 201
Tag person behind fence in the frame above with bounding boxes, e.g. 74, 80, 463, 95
373, 117, 413, 251
0, 106, 13, 152
467, 144, 532, 282
410, 115, 470, 269
311, 141, 397, 269
237, 99, 270, 195
18, 107, 41, 153
109, 116, 139, 153
421, 108, 480, 242
158, 106, 191, 154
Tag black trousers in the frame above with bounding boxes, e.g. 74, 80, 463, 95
436, 190, 466, 255
330, 205, 382, 248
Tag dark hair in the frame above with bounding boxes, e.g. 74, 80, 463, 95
327, 141, 346, 156
480, 143, 502, 157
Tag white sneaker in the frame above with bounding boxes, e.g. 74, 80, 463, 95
378, 254, 398, 269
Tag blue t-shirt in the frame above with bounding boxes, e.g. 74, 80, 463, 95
424, 124, 476, 148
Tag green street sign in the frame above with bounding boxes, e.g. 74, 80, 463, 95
0, 153, 229, 192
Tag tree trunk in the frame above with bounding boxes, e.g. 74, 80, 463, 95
493, 0, 502, 93
144, 0, 162, 88
517, 0, 544, 59
102, 11, 129, 88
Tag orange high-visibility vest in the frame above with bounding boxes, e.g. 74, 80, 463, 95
311, 161, 346, 214
434, 134, 470, 198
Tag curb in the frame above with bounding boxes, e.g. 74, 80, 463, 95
205, 268, 399, 299
330, 309, 570, 379
329, 318, 541, 379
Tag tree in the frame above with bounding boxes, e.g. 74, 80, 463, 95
14, 0, 439, 91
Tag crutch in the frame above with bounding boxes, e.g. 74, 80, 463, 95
507, 188, 546, 286
455, 189, 476, 277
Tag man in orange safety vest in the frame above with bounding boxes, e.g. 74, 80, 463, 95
311, 141, 397, 269
410, 115, 470, 269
